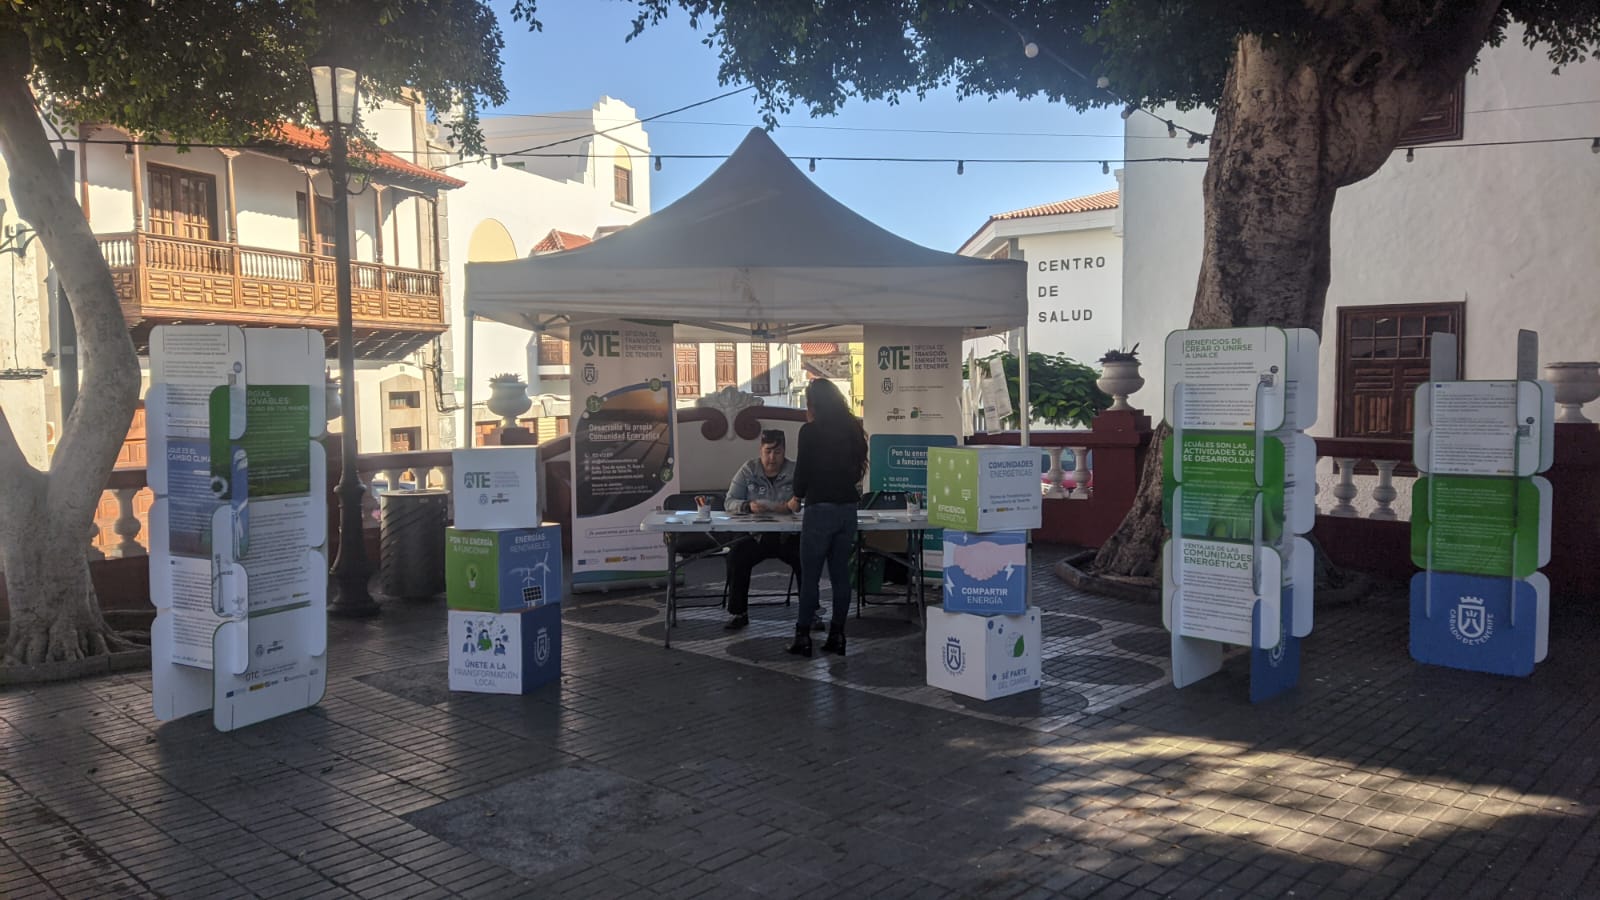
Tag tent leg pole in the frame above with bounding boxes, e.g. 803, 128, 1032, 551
464, 313, 475, 447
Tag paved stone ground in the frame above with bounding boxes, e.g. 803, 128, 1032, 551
4, 547, 1600, 899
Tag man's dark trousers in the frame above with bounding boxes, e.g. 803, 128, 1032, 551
725, 534, 802, 615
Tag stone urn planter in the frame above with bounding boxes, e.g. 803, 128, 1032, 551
486, 375, 533, 427
1096, 350, 1144, 412
1543, 361, 1600, 424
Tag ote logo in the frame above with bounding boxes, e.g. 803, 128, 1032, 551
1449, 595, 1494, 646
877, 345, 910, 371
578, 329, 620, 358
942, 636, 965, 675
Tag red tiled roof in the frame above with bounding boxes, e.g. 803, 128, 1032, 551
268, 123, 465, 189
532, 229, 594, 254
800, 343, 840, 355
992, 189, 1119, 220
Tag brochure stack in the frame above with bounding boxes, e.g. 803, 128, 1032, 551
924, 446, 1043, 700
445, 448, 563, 694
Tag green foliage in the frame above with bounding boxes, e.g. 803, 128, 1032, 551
488, 372, 524, 384
2, 1, 509, 154
969, 351, 1111, 429
511, 1, 1600, 122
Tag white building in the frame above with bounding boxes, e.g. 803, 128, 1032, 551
958, 189, 1123, 368
2, 100, 461, 472
1120, 26, 1600, 438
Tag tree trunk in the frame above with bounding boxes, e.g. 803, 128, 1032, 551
1092, 3, 1504, 580
0, 27, 141, 663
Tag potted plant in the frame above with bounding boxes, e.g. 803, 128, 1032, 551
486, 372, 532, 427
1096, 345, 1143, 412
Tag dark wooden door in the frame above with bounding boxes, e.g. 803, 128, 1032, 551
1336, 302, 1464, 439
147, 164, 218, 240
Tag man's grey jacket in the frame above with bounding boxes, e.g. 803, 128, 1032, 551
725, 458, 797, 514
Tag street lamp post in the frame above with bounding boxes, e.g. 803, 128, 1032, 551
312, 64, 379, 618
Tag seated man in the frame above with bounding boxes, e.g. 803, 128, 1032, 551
723, 429, 802, 630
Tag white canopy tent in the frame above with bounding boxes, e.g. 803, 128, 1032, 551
461, 127, 1033, 437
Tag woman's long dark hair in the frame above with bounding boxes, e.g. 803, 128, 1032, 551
805, 378, 868, 481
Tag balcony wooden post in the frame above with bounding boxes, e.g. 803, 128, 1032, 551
130, 140, 144, 233
304, 168, 321, 303
372, 185, 385, 264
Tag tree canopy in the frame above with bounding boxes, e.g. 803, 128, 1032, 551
5, 0, 509, 152
529, 1, 1595, 118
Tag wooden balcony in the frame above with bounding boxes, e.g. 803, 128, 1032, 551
98, 232, 447, 360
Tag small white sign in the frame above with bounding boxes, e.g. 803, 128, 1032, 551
1165, 538, 1281, 648
1414, 381, 1546, 477
452, 447, 542, 530
1164, 327, 1288, 432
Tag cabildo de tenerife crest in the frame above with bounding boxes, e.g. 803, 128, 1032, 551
1409, 331, 1553, 678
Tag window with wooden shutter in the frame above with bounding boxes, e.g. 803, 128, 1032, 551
147, 163, 218, 240
715, 343, 737, 390
296, 191, 337, 256
1336, 302, 1464, 439
1397, 79, 1465, 147
675, 344, 700, 396
613, 147, 634, 205
750, 343, 771, 394
536, 333, 568, 366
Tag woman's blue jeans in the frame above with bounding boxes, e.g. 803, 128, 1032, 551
797, 502, 856, 631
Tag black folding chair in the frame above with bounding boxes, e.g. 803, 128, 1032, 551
855, 491, 913, 617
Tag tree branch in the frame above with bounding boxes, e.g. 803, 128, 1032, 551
0, 30, 140, 539
0, 401, 44, 526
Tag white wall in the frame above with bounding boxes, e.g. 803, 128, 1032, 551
1121, 27, 1600, 429
0, 178, 52, 467
447, 98, 653, 443
1018, 225, 1124, 367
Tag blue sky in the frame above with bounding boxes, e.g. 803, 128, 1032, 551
487, 0, 1125, 252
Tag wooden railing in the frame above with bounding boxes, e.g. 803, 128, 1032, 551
97, 231, 445, 330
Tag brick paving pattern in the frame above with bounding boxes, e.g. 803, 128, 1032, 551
3, 546, 1599, 898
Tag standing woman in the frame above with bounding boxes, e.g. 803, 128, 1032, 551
788, 378, 869, 657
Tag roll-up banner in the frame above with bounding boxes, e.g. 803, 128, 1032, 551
569, 320, 678, 590
863, 326, 963, 571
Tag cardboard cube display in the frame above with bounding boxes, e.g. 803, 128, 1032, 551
448, 606, 561, 695
451, 447, 541, 530
942, 529, 1028, 616
925, 446, 1043, 533
446, 525, 563, 613
925, 606, 1042, 701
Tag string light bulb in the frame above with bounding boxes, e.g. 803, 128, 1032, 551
1023, 40, 1039, 58
1406, 147, 1415, 163
1096, 76, 1110, 89
1591, 137, 1599, 154
1101, 161, 1109, 175
489, 154, 499, 169
1166, 120, 1177, 139
808, 158, 816, 172
1120, 103, 1138, 120
956, 160, 965, 175
654, 156, 661, 171
123, 142, 134, 159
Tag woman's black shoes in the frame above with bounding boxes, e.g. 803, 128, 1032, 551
821, 625, 846, 656
786, 627, 813, 658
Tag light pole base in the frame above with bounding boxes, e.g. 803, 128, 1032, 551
329, 572, 381, 618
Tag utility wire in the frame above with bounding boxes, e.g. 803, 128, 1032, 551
437, 84, 756, 171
